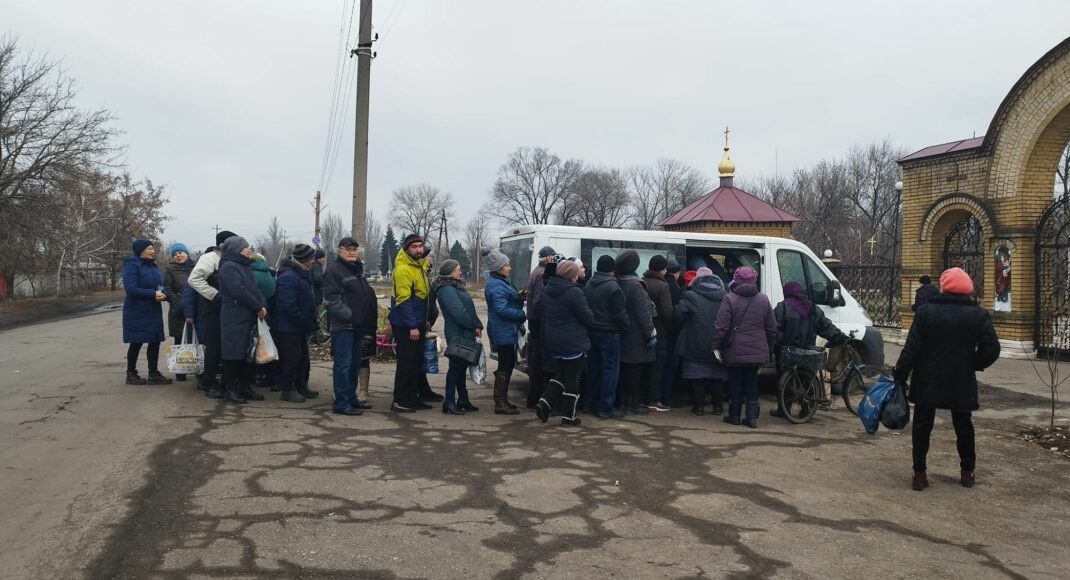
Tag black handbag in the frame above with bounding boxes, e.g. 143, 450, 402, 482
444, 336, 482, 366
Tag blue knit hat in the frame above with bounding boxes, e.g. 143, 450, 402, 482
169, 242, 189, 256
132, 239, 153, 256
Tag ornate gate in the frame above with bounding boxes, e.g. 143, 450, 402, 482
943, 216, 985, 299
1035, 196, 1070, 352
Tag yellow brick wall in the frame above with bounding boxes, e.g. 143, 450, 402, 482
666, 221, 794, 239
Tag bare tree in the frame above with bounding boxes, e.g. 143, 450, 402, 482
319, 211, 346, 256
846, 139, 908, 256
1056, 141, 1070, 200
255, 217, 289, 266
388, 184, 455, 240
627, 159, 710, 229
361, 211, 383, 267
463, 213, 493, 281
486, 147, 583, 225
556, 167, 631, 228
98, 173, 170, 290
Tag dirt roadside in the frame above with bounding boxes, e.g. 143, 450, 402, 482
0, 291, 125, 332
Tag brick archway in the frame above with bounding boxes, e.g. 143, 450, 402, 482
898, 36, 1070, 356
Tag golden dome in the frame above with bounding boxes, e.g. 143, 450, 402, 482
718, 126, 735, 178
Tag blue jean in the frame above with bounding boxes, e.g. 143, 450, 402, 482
726, 366, 759, 413
586, 331, 621, 414
331, 330, 363, 412
445, 355, 470, 406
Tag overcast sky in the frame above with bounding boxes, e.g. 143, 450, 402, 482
7, 0, 1070, 251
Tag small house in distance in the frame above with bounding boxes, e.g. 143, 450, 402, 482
658, 130, 799, 238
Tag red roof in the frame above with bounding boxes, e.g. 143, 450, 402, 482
657, 185, 801, 227
898, 136, 984, 163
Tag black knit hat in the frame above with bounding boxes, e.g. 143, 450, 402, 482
919, 275, 931, 285
667, 260, 682, 274
216, 230, 237, 246
292, 243, 315, 262
596, 255, 616, 273
615, 250, 640, 276
649, 254, 668, 272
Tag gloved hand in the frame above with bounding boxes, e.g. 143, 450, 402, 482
646, 337, 657, 349
713, 350, 723, 364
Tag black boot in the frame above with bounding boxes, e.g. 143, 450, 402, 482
560, 391, 582, 426
224, 385, 246, 404
280, 388, 306, 403
420, 379, 444, 402
743, 401, 760, 428
457, 384, 479, 411
442, 400, 465, 415
147, 371, 173, 385
241, 385, 265, 401
204, 382, 224, 399
723, 400, 742, 425
176, 373, 187, 382
125, 370, 147, 385
691, 383, 705, 416
494, 371, 520, 415
296, 384, 320, 399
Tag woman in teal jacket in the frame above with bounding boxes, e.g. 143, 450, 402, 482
433, 259, 483, 415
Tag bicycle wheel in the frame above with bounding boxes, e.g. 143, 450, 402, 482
778, 369, 819, 424
840, 366, 868, 416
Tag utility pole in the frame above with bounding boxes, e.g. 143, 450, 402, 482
351, 0, 374, 246
212, 224, 221, 240
311, 190, 323, 249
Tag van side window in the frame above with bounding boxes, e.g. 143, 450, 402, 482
501, 238, 534, 289
777, 250, 807, 288
777, 250, 834, 306
804, 255, 833, 306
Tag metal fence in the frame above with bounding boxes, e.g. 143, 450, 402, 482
831, 263, 902, 328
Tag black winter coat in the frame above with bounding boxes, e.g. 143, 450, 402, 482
619, 274, 656, 364
667, 274, 683, 307
163, 261, 193, 339
218, 251, 266, 361
323, 258, 378, 335
673, 275, 725, 363
774, 302, 847, 351
525, 264, 547, 321
311, 262, 325, 308
274, 260, 317, 335
894, 293, 1000, 411
542, 276, 595, 357
584, 272, 629, 334
912, 283, 939, 312
643, 270, 674, 337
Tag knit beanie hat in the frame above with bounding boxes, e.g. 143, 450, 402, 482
683, 270, 698, 287
694, 267, 714, 285
292, 243, 315, 262
216, 230, 237, 246
482, 248, 509, 273
919, 275, 931, 285
596, 255, 616, 273
615, 250, 640, 276
220, 235, 250, 255
939, 267, 974, 295
402, 234, 424, 251
667, 260, 682, 274
732, 266, 757, 285
132, 239, 153, 257
439, 259, 460, 277
649, 254, 669, 272
169, 242, 189, 256
556, 259, 580, 281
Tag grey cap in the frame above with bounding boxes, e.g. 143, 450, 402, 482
538, 246, 556, 258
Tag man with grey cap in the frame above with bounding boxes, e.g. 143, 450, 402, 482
274, 243, 319, 403
523, 245, 556, 408
323, 237, 379, 415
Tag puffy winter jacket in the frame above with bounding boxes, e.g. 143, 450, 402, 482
643, 270, 674, 337
894, 293, 1000, 411
710, 282, 777, 367
163, 261, 193, 339
181, 282, 203, 341
323, 258, 378, 335
618, 274, 656, 364
435, 278, 483, 343
912, 283, 939, 312
484, 272, 526, 346
666, 274, 683, 307
583, 272, 628, 334
218, 251, 266, 360
274, 260, 317, 335
525, 264, 546, 321
673, 275, 725, 363
542, 276, 596, 357
389, 249, 430, 329
121, 255, 165, 344
774, 302, 847, 351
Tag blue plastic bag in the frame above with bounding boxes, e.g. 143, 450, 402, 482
424, 336, 439, 375
858, 374, 896, 435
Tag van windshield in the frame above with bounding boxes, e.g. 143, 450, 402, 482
500, 237, 534, 289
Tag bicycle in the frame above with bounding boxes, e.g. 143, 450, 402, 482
828, 330, 869, 416
776, 330, 869, 423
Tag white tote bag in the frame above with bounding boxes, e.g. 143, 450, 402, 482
167, 322, 205, 375
255, 319, 279, 365
468, 345, 488, 385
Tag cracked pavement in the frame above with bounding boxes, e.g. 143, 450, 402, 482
2, 307, 1069, 579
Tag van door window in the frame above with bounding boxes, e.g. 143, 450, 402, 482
804, 256, 833, 306
687, 247, 762, 287
776, 249, 835, 306
581, 240, 685, 274
501, 238, 534, 289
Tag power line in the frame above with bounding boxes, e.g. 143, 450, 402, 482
376, 0, 411, 49
317, 0, 359, 192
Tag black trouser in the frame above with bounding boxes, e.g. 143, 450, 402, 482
277, 331, 310, 390
690, 379, 724, 408
127, 342, 160, 373
647, 335, 669, 403
222, 359, 254, 392
620, 362, 651, 410
912, 405, 976, 472
526, 324, 545, 407
200, 299, 222, 385
541, 356, 585, 420
392, 325, 423, 405
496, 344, 517, 375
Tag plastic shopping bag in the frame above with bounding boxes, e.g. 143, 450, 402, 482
166, 322, 205, 375
255, 319, 279, 365
424, 334, 440, 374
880, 382, 911, 431
858, 373, 896, 435
469, 346, 487, 385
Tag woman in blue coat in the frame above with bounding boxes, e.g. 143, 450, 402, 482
433, 259, 484, 415
482, 248, 525, 415
217, 235, 267, 404
122, 240, 172, 385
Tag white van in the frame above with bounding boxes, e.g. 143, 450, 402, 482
497, 224, 885, 373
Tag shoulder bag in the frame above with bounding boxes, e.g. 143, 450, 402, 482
721, 296, 755, 350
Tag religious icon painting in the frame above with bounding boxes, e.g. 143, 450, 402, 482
993, 245, 1011, 312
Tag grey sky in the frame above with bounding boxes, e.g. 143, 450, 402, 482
7, 0, 1070, 251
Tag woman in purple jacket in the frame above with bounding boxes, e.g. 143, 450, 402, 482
711, 267, 777, 428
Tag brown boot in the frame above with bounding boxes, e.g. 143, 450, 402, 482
960, 469, 975, 488
494, 371, 519, 415
912, 470, 929, 491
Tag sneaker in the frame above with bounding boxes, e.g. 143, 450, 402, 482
649, 403, 671, 412
125, 371, 148, 385
561, 417, 582, 427
333, 406, 364, 416
627, 405, 649, 416
146, 371, 173, 385
390, 402, 416, 413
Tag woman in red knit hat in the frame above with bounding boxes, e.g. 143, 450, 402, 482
894, 267, 1001, 491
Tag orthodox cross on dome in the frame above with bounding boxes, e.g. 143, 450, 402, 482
718, 126, 736, 179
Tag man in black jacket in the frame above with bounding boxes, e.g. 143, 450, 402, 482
894, 267, 1000, 491
912, 275, 939, 312
583, 255, 629, 418
323, 237, 378, 416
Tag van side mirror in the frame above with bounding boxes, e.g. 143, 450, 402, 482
828, 280, 846, 308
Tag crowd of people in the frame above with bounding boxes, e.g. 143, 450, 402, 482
121, 230, 1001, 489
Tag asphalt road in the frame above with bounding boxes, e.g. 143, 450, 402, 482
1, 304, 1069, 579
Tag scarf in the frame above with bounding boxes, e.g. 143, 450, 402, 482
782, 281, 811, 318
289, 257, 310, 272
432, 275, 467, 296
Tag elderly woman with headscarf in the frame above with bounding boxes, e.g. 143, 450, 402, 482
218, 235, 267, 404
710, 266, 777, 428
769, 280, 849, 420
